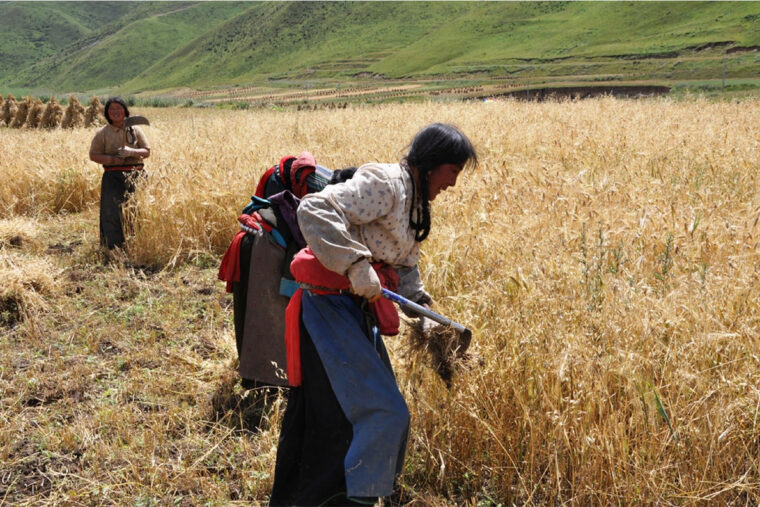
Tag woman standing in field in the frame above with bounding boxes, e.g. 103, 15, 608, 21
270, 123, 477, 505
89, 97, 150, 250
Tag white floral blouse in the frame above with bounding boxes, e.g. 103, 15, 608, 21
297, 162, 427, 301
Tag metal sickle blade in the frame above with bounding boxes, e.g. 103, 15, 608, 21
125, 115, 150, 127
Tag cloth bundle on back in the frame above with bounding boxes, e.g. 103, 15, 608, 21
218, 152, 357, 388
254, 151, 332, 201
219, 152, 322, 387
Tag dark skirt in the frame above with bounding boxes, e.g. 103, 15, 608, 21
269, 320, 354, 506
270, 293, 409, 506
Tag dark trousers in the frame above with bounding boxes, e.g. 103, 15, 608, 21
270, 322, 357, 506
99, 171, 142, 249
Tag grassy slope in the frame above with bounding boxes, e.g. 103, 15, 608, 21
123, 3, 570, 90
121, 2, 438, 91
372, 2, 760, 75
0, 2, 132, 78
3, 2, 254, 91
2, 2, 760, 94
127, 1, 760, 91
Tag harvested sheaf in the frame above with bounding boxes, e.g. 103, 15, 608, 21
40, 97, 63, 129
0, 217, 39, 248
25, 99, 44, 129
0, 252, 56, 327
407, 316, 472, 386
1, 94, 16, 126
84, 96, 105, 127
10, 97, 31, 128
61, 96, 85, 129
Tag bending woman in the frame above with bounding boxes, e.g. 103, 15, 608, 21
270, 123, 477, 505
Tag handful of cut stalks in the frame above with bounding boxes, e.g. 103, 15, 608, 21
407, 316, 473, 387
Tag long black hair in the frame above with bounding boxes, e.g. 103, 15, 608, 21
103, 96, 130, 124
403, 123, 477, 242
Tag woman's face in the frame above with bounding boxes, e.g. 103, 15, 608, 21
426, 163, 463, 200
107, 103, 126, 126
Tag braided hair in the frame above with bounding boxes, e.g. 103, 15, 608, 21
403, 123, 477, 242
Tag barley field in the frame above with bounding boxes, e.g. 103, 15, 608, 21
1, 98, 759, 505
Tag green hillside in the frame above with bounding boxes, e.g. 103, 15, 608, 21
0, 2, 132, 79
119, 1, 760, 92
2, 1, 760, 97
1, 2, 254, 92
372, 2, 760, 75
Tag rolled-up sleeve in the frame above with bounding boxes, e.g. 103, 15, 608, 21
133, 126, 150, 150
396, 265, 428, 303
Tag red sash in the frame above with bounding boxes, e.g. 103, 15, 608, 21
103, 164, 144, 172
285, 247, 399, 386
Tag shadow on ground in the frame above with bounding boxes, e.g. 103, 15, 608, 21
209, 373, 285, 432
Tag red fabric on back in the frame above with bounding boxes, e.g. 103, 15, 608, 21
291, 167, 315, 198
254, 165, 276, 198
278, 155, 296, 191
218, 231, 246, 293
237, 214, 259, 232
289, 151, 317, 198
250, 212, 272, 232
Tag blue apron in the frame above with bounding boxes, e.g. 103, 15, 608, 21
301, 291, 410, 499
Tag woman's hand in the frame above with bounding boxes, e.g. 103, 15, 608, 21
117, 146, 142, 158
347, 259, 382, 302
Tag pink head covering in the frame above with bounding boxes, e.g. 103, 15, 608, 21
291, 151, 316, 172
290, 151, 317, 198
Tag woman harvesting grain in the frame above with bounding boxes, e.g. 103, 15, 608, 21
89, 97, 150, 250
270, 123, 477, 505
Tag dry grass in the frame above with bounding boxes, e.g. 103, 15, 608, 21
0, 248, 57, 327
1, 126, 101, 217
1, 97, 759, 504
